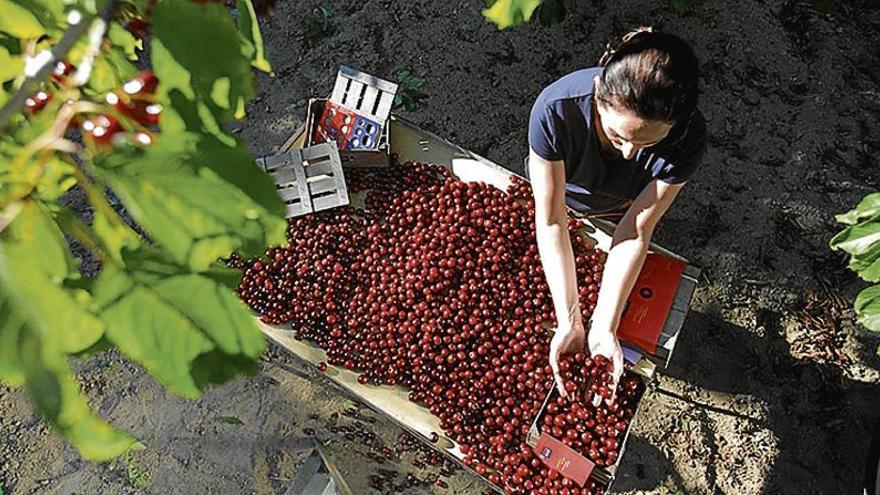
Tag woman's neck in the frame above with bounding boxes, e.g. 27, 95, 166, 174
592, 95, 621, 159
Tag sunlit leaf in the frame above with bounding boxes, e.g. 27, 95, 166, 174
93, 133, 286, 271
855, 284, 880, 332
835, 193, 880, 226
0, 247, 133, 461
152, 0, 254, 120
236, 0, 272, 73
0, 45, 23, 81
0, 0, 46, 38
94, 253, 265, 399
483, 0, 544, 29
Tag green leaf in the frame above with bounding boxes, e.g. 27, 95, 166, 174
482, 0, 544, 29
0, 45, 23, 81
830, 217, 880, 281
220, 415, 244, 425
849, 242, 880, 283
33, 157, 77, 203
152, 0, 255, 120
0, 247, 134, 461
1, 203, 104, 354
236, 0, 272, 73
0, 0, 46, 38
854, 284, 880, 332
835, 193, 880, 225
94, 253, 265, 399
94, 133, 286, 271
6, 200, 76, 280
93, 262, 214, 399
108, 23, 141, 61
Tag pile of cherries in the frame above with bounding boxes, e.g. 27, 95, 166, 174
235, 160, 645, 494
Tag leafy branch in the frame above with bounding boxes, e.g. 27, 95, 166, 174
0, 0, 284, 461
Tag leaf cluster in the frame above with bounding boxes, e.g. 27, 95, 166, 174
831, 193, 880, 350
0, 0, 285, 460
393, 69, 426, 112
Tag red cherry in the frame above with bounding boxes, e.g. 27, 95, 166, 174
24, 90, 51, 114
82, 114, 124, 147
123, 70, 158, 96
51, 60, 75, 84
126, 18, 151, 38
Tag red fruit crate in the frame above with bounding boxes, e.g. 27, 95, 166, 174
254, 142, 349, 218
525, 360, 655, 488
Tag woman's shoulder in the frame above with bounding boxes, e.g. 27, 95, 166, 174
536, 67, 603, 107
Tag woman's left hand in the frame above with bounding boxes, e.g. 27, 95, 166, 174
587, 325, 624, 406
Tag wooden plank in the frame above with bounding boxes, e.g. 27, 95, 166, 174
278, 186, 303, 202
339, 65, 399, 95
312, 193, 345, 212
305, 160, 335, 178
272, 166, 297, 185
308, 178, 341, 195
285, 203, 305, 218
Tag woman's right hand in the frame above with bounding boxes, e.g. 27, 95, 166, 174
549, 320, 586, 398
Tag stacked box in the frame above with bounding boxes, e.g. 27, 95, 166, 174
306, 66, 398, 167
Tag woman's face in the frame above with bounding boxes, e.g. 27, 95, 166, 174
593, 76, 674, 160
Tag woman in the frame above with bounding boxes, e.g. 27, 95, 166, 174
528, 27, 707, 401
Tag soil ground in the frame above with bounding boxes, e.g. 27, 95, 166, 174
2, 0, 880, 494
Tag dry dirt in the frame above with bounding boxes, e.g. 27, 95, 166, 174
2, 0, 880, 494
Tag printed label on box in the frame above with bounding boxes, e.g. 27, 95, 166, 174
616, 253, 686, 354
534, 432, 594, 486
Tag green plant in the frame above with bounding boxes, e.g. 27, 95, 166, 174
0, 0, 284, 461
111, 451, 150, 488
392, 69, 426, 111
831, 192, 880, 355
299, 6, 335, 46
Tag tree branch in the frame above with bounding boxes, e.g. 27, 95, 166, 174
0, 0, 119, 128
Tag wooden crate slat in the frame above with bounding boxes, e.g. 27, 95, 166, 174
312, 193, 345, 212
360, 86, 380, 117
271, 166, 297, 185
329, 66, 398, 123
339, 65, 398, 95
278, 186, 304, 202
305, 160, 335, 178
290, 152, 313, 214
374, 92, 395, 123
307, 177, 342, 195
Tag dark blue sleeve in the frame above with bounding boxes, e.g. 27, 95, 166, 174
653, 113, 707, 184
528, 96, 563, 161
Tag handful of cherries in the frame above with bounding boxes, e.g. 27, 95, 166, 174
543, 353, 645, 468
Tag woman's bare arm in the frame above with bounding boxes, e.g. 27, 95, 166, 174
588, 178, 685, 397
529, 148, 587, 397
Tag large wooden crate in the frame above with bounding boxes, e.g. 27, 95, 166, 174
258, 114, 701, 493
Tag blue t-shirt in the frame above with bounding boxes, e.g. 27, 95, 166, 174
528, 67, 707, 213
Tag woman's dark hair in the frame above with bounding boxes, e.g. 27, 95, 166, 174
596, 27, 700, 123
